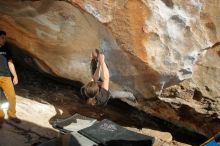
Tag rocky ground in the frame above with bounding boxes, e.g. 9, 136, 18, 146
0, 65, 208, 146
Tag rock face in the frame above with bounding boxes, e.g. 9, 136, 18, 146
0, 0, 219, 137
193, 43, 220, 99
0, 0, 108, 83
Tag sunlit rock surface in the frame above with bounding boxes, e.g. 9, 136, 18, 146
0, 96, 58, 146
0, 0, 219, 137
0, 0, 107, 84
193, 43, 220, 99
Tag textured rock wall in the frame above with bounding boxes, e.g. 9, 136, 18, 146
0, 0, 219, 137
70, 0, 220, 90
0, 0, 115, 84
69, 0, 220, 136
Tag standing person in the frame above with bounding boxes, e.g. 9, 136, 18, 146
0, 30, 21, 127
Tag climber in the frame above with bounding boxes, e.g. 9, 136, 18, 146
0, 30, 21, 127
81, 49, 136, 106
81, 49, 111, 106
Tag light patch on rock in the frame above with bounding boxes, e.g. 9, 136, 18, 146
126, 127, 173, 143
84, 3, 112, 23
15, 95, 61, 130
33, 15, 61, 32
142, 0, 218, 82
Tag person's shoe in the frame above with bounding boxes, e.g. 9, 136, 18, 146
8, 117, 21, 124
0, 117, 5, 128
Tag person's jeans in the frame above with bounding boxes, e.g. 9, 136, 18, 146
0, 76, 16, 118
